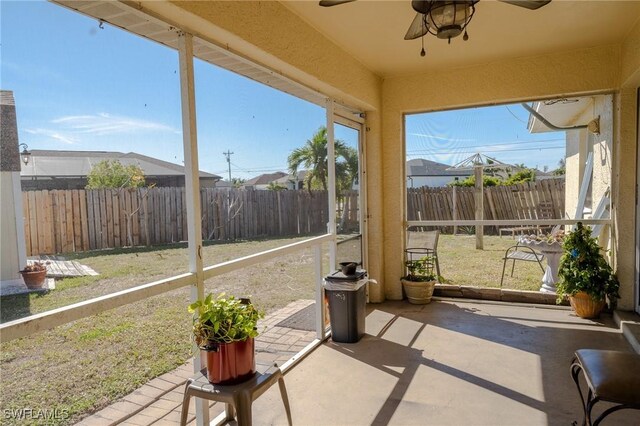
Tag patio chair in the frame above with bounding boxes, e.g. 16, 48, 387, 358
536, 201, 555, 234
407, 229, 441, 278
500, 243, 545, 287
499, 200, 555, 238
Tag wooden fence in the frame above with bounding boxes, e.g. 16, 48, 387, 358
407, 178, 565, 233
22, 181, 561, 255
23, 188, 331, 255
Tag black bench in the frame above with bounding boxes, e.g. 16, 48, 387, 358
570, 349, 640, 425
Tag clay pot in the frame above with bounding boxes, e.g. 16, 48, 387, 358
20, 270, 46, 289
569, 291, 606, 319
401, 279, 436, 304
200, 338, 256, 385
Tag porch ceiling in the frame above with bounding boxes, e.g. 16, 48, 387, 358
282, 1, 640, 78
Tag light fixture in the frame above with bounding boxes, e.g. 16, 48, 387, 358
19, 143, 31, 166
413, 0, 476, 56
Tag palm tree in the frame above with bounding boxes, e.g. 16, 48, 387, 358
288, 126, 354, 191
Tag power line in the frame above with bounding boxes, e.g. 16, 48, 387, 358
406, 137, 565, 154
407, 145, 565, 157
504, 105, 528, 124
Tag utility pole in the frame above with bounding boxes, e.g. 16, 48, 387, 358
223, 150, 233, 183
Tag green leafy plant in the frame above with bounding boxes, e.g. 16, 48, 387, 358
448, 175, 501, 187
86, 160, 145, 189
556, 222, 619, 305
188, 293, 264, 349
503, 168, 536, 185
403, 256, 436, 282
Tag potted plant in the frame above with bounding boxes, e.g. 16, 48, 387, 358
401, 248, 437, 304
188, 293, 264, 384
556, 222, 619, 319
20, 261, 47, 289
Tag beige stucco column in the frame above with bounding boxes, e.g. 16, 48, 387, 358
613, 88, 638, 311
364, 110, 385, 302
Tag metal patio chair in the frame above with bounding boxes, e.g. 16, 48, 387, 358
407, 229, 441, 279
500, 243, 545, 287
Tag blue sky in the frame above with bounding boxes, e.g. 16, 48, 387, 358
2, 1, 565, 180
406, 105, 566, 171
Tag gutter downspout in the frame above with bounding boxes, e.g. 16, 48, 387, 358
521, 103, 591, 131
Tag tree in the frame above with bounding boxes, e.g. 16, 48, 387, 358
287, 126, 355, 191
267, 182, 287, 191
503, 168, 536, 185
553, 158, 566, 176
231, 177, 245, 188
86, 160, 145, 189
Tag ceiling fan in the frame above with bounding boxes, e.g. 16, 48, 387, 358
319, 0, 551, 56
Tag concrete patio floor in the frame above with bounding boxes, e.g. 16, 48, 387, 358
252, 299, 638, 425
76, 298, 639, 425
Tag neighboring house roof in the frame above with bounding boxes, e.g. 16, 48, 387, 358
243, 172, 287, 186
215, 180, 233, 188
20, 150, 221, 180
274, 170, 308, 185
406, 159, 472, 177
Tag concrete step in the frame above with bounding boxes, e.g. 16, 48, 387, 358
614, 310, 640, 354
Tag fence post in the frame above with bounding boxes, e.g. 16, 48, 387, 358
474, 166, 484, 249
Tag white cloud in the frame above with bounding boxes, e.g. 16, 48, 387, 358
408, 133, 476, 143
51, 113, 178, 136
24, 128, 77, 145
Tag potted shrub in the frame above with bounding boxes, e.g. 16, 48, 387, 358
188, 293, 264, 384
556, 222, 619, 319
401, 248, 437, 304
20, 261, 47, 289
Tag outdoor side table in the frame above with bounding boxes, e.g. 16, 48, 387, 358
180, 365, 292, 426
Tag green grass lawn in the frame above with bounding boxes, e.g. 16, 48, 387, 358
438, 234, 543, 291
0, 234, 544, 425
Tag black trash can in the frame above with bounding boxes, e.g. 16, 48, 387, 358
324, 269, 367, 343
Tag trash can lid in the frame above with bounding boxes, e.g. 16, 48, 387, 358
325, 269, 367, 282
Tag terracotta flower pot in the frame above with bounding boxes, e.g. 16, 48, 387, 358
20, 270, 47, 289
569, 291, 606, 319
200, 338, 256, 385
401, 279, 436, 304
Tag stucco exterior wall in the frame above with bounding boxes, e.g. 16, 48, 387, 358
591, 96, 614, 218
382, 46, 621, 300
615, 15, 640, 310
614, 88, 638, 310
564, 129, 586, 219
363, 110, 384, 302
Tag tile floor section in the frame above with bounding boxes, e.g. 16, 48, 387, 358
75, 299, 316, 426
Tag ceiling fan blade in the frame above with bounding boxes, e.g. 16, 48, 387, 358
499, 0, 551, 10
319, 0, 356, 7
404, 13, 428, 41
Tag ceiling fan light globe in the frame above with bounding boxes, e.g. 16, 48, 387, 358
437, 25, 462, 39
427, 1, 473, 40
